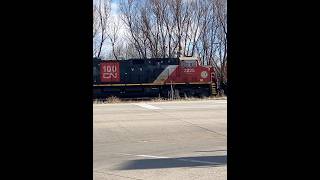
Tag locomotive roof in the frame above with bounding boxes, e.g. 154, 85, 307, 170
94, 57, 198, 66
179, 57, 199, 61
129, 58, 178, 61
94, 57, 198, 61
96, 58, 180, 64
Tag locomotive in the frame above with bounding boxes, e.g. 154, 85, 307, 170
93, 57, 217, 98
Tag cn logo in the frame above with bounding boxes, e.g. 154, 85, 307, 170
100, 62, 120, 82
201, 71, 208, 78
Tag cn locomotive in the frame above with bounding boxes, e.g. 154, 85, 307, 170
93, 57, 217, 98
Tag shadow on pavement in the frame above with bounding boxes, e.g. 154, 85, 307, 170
116, 155, 227, 170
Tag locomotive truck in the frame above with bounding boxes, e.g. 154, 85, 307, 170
93, 57, 217, 98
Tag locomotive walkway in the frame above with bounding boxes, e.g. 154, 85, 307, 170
93, 99, 227, 180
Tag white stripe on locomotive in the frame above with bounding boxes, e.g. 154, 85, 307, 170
152, 65, 178, 84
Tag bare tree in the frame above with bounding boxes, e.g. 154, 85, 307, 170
93, 4, 99, 39
94, 0, 111, 58
115, 0, 227, 87
120, 0, 146, 58
93, 4, 100, 56
213, 0, 227, 84
107, 20, 121, 60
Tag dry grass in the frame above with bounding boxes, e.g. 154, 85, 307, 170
105, 96, 122, 103
150, 97, 166, 102
208, 95, 227, 100
93, 95, 226, 104
150, 95, 227, 102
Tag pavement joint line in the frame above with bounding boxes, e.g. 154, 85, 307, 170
117, 153, 220, 165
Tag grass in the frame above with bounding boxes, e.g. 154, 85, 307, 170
105, 96, 122, 103
93, 95, 226, 104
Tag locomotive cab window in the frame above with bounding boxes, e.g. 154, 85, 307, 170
181, 60, 197, 68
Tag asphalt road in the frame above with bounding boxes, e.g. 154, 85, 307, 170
93, 99, 227, 180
